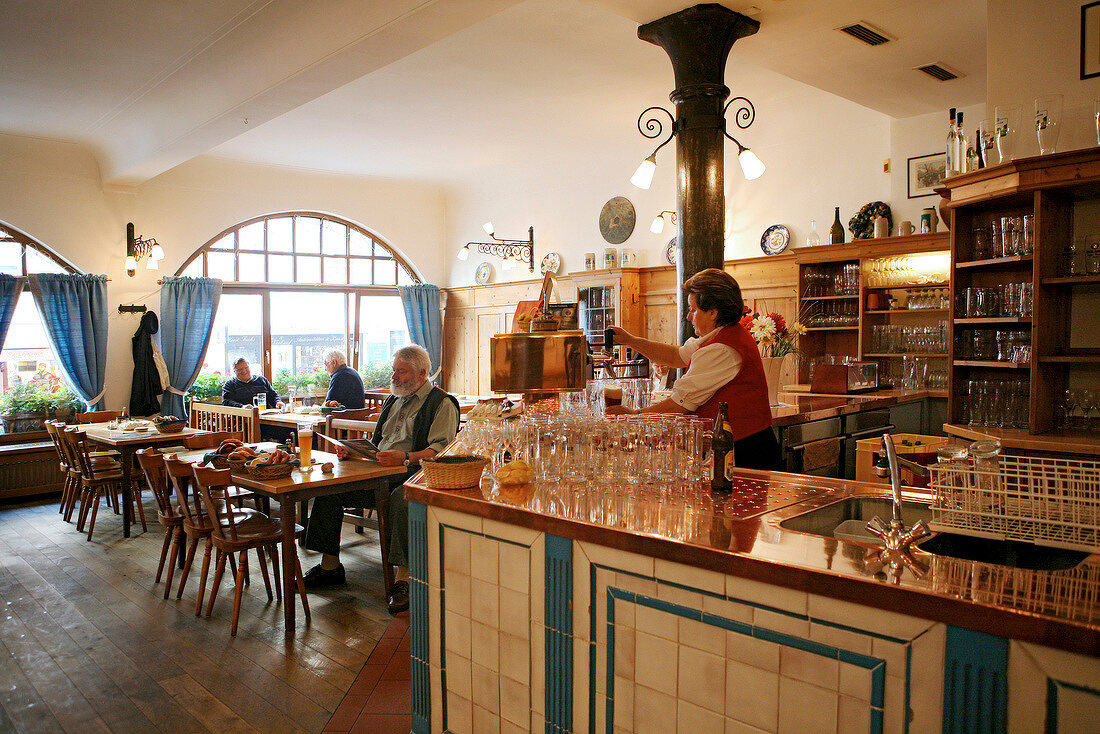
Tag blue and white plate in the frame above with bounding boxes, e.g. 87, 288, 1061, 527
475, 262, 492, 285
760, 224, 790, 255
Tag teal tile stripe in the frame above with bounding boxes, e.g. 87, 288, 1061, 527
545, 534, 573, 734
942, 625, 1008, 734
408, 501, 430, 734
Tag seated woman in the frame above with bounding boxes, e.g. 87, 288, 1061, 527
608, 268, 780, 471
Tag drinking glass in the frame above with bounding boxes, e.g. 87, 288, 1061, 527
120, 406, 129, 422
253, 393, 264, 409
979, 119, 999, 165
1020, 214, 1034, 254
288, 385, 298, 408
994, 104, 1020, 163
1035, 94, 1063, 154
1061, 389, 1079, 430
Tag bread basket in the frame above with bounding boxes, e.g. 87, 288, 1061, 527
227, 457, 250, 473
247, 460, 298, 479
155, 419, 187, 434
419, 455, 490, 489
203, 453, 232, 469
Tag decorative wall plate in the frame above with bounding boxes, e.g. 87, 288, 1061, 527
760, 224, 790, 255
540, 252, 561, 275
599, 196, 636, 244
666, 238, 677, 265
474, 262, 492, 285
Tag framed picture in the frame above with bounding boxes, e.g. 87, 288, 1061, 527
907, 153, 947, 198
1082, 1, 1100, 79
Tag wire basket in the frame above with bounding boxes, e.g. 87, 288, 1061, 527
247, 460, 297, 479
155, 420, 187, 434
419, 455, 490, 489
929, 455, 1100, 552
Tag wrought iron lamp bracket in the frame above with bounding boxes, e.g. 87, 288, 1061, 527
464, 226, 535, 272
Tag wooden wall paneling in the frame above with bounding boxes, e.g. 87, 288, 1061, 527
477, 311, 506, 395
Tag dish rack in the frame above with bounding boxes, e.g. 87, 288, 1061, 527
929, 455, 1100, 553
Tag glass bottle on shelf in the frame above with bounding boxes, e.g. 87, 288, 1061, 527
806, 219, 821, 247
965, 129, 978, 173
830, 207, 844, 244
955, 112, 966, 171
945, 108, 958, 176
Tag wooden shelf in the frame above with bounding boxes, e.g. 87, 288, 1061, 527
800, 294, 859, 300
1041, 274, 1100, 285
953, 360, 1031, 369
955, 254, 1034, 269
865, 282, 949, 290
864, 308, 948, 315
1039, 354, 1100, 364
864, 353, 948, 358
804, 326, 859, 332
953, 317, 1032, 325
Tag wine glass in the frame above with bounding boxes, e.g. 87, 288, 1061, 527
1035, 94, 1063, 155
1062, 389, 1079, 430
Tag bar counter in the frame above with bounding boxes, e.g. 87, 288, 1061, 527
771, 387, 939, 427
405, 463, 1100, 732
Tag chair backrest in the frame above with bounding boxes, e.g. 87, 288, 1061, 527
322, 410, 376, 437
165, 455, 209, 527
182, 430, 244, 450
76, 410, 121, 424
55, 425, 82, 474
44, 420, 67, 467
62, 427, 96, 478
191, 465, 241, 541
187, 403, 259, 442
136, 448, 175, 516
326, 417, 377, 442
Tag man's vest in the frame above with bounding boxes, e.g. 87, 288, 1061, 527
373, 385, 460, 461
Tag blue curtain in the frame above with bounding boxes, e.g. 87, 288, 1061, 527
27, 274, 109, 409
0, 274, 22, 351
398, 284, 443, 385
159, 276, 222, 419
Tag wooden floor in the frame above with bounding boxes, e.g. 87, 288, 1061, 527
0, 495, 399, 733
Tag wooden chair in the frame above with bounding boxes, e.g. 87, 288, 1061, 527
44, 420, 75, 517
75, 410, 122, 424
187, 403, 260, 443
191, 465, 309, 636
164, 455, 251, 612
65, 427, 146, 540
135, 449, 184, 591
182, 431, 245, 450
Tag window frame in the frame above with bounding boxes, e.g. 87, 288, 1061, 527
0, 223, 81, 276
178, 212, 418, 380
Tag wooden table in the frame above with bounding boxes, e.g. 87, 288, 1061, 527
82, 422, 211, 538
177, 447, 406, 630
257, 411, 328, 429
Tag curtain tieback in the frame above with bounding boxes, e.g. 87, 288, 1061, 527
166, 385, 187, 396
88, 387, 107, 405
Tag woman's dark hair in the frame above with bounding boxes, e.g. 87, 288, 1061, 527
682, 268, 744, 326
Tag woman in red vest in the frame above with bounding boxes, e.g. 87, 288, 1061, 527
607, 268, 780, 470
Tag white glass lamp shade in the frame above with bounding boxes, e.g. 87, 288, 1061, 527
124, 255, 137, 275
502, 254, 514, 271
457, 245, 470, 261
649, 215, 666, 234
482, 221, 495, 237
630, 155, 657, 190
738, 148, 766, 180
146, 257, 159, 270
149, 243, 165, 260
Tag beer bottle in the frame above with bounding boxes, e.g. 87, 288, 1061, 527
711, 402, 735, 491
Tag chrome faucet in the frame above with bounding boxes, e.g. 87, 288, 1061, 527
864, 433, 931, 582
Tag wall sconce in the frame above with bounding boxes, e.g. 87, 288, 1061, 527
125, 222, 164, 277
456, 223, 535, 273
649, 210, 677, 234
630, 96, 765, 189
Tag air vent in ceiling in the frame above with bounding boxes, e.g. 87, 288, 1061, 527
916, 63, 960, 81
836, 22, 893, 46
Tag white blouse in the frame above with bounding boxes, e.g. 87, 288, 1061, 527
669, 327, 743, 412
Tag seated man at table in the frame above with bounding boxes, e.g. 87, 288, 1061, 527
303, 344, 459, 614
222, 357, 281, 409
322, 349, 365, 409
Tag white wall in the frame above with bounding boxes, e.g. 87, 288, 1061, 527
0, 133, 447, 411
444, 60, 895, 289
988, 0, 1100, 157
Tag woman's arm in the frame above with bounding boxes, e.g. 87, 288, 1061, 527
609, 327, 687, 368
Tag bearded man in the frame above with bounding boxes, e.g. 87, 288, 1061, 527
302, 345, 459, 614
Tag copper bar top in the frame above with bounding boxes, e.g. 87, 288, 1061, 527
405, 467, 1100, 657
770, 389, 938, 427
944, 423, 1100, 457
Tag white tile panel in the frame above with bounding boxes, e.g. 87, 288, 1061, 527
471, 662, 500, 715
472, 704, 501, 734
498, 541, 530, 594
482, 516, 541, 546
838, 661, 872, 702
871, 638, 907, 678
613, 624, 635, 681
726, 576, 807, 615
580, 541, 655, 578
777, 677, 837, 734
634, 685, 677, 734
808, 621, 873, 656
613, 677, 634, 732
654, 557, 725, 595
726, 631, 781, 673
656, 580, 704, 611
725, 658, 779, 732
470, 578, 500, 629
499, 587, 529, 638
470, 534, 500, 584
471, 620, 500, 672
499, 673, 529, 729
808, 593, 932, 640
677, 699, 725, 733
909, 623, 945, 731
445, 609, 471, 659
837, 694, 871, 733
635, 603, 678, 642
678, 644, 727, 713
635, 630, 679, 692
753, 608, 810, 641
448, 653, 473, 700
702, 594, 754, 627
443, 526, 471, 576
447, 570, 471, 619
499, 632, 529, 686
435, 506, 483, 533
780, 645, 839, 691
448, 691, 473, 734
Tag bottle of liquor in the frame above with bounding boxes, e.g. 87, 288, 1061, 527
945, 108, 958, 176
830, 207, 844, 244
711, 402, 734, 492
966, 129, 978, 173
955, 112, 966, 172
806, 218, 821, 247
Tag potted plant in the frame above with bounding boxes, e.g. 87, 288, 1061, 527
187, 372, 225, 404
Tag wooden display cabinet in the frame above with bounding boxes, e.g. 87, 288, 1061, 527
940, 147, 1100, 438
570, 268, 643, 344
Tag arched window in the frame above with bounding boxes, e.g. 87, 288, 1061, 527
179, 213, 419, 401
0, 223, 80, 398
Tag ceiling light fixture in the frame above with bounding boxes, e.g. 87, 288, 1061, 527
456, 225, 535, 273
125, 222, 164, 277
630, 96, 764, 189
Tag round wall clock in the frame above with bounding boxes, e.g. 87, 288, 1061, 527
474, 262, 492, 285
599, 196, 636, 245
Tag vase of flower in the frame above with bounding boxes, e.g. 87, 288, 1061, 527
761, 355, 786, 408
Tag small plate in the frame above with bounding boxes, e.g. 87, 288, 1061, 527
760, 224, 790, 255
666, 238, 677, 265
475, 262, 492, 285
540, 252, 561, 275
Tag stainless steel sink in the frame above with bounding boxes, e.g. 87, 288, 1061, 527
779, 496, 932, 543
780, 496, 1089, 570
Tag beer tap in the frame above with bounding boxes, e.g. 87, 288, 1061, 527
590, 328, 617, 379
